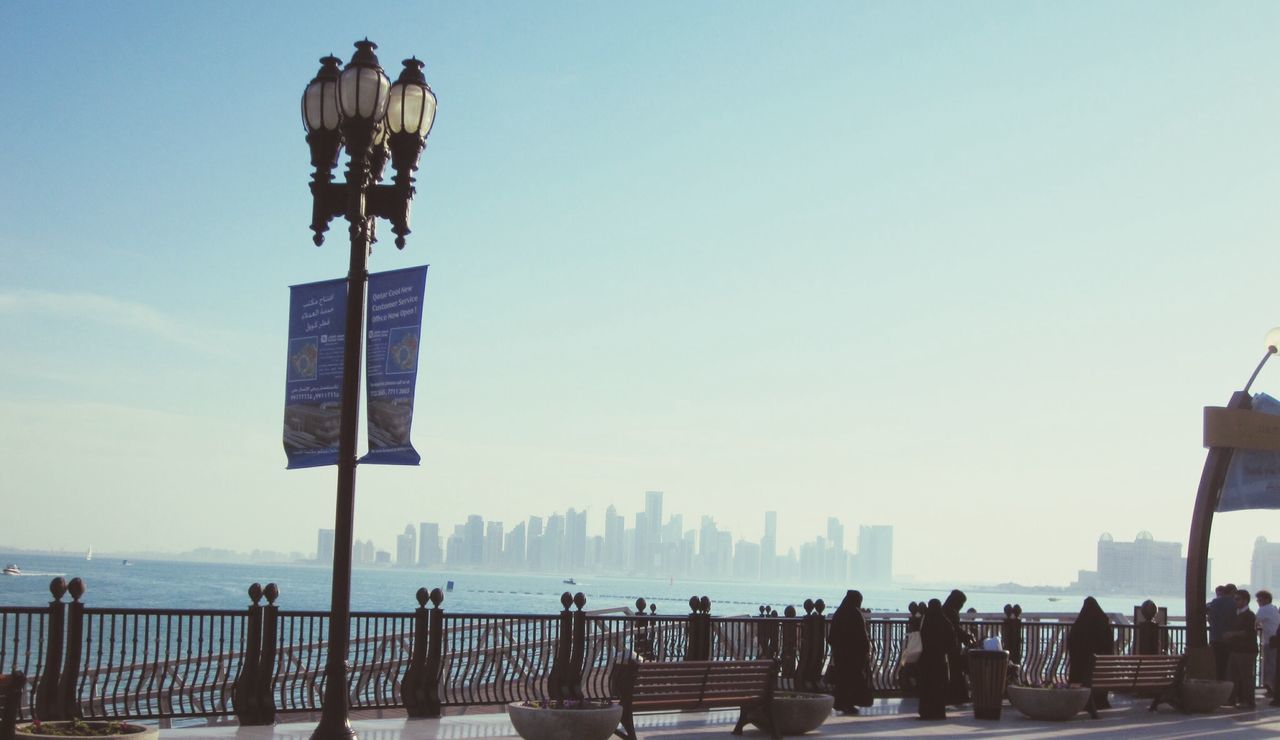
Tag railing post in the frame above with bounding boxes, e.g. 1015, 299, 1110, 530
35, 577, 66, 721
780, 605, 798, 679
55, 578, 86, 720
547, 592, 575, 700
684, 596, 701, 662
256, 583, 279, 725
568, 593, 587, 699
633, 599, 653, 661
233, 583, 264, 725
402, 587, 432, 717
1001, 604, 1023, 664
400, 586, 444, 717
424, 588, 444, 718
796, 598, 826, 692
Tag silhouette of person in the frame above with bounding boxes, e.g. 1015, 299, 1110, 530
941, 589, 974, 704
917, 599, 955, 720
827, 590, 873, 714
1067, 596, 1115, 713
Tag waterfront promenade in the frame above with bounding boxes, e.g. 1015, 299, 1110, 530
165, 696, 1280, 738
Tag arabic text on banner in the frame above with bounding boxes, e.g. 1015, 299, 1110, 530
283, 278, 347, 469
360, 265, 429, 465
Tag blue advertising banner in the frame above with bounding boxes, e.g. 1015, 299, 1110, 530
283, 278, 347, 469
1219, 393, 1280, 512
360, 265, 429, 465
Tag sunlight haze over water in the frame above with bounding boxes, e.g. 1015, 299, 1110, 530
1, 2, 1279, 590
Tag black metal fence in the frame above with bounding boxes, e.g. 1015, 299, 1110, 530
0, 577, 1215, 725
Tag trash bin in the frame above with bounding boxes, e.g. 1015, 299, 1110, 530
967, 649, 1009, 720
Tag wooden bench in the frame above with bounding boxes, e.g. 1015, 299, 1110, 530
611, 659, 779, 740
1086, 654, 1184, 717
0, 670, 24, 740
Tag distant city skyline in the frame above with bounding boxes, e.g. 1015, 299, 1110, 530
317, 491, 895, 585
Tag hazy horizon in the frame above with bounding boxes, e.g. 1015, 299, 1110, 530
3, 3, 1280, 590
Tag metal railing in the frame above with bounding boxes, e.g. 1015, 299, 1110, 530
0, 577, 1228, 725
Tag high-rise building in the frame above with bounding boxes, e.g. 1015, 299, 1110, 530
396, 524, 417, 568
1100, 532, 1181, 593
565, 508, 587, 570
761, 511, 778, 579
858, 525, 893, 586
317, 529, 335, 563
505, 522, 527, 569
527, 516, 544, 570
604, 506, 625, 569
644, 491, 664, 570
1253, 537, 1280, 591
464, 515, 484, 565
418, 523, 441, 567
485, 521, 504, 566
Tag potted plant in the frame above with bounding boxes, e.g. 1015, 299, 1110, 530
750, 692, 833, 735
1007, 682, 1092, 721
1178, 678, 1234, 713
506, 698, 623, 740
17, 719, 158, 738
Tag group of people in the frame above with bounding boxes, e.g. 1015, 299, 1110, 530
1207, 583, 1280, 709
823, 588, 978, 719
824, 590, 1243, 720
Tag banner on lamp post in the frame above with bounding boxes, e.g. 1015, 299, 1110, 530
283, 277, 347, 469
360, 265, 429, 465
1218, 393, 1280, 512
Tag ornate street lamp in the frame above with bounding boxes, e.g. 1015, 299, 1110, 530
1186, 328, 1280, 650
301, 39, 436, 740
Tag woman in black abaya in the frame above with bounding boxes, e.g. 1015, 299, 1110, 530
1067, 596, 1115, 709
917, 599, 955, 719
826, 590, 873, 714
941, 589, 975, 704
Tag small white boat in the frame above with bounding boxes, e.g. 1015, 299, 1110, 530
2, 564, 20, 576
86, 546, 93, 561
563, 578, 576, 585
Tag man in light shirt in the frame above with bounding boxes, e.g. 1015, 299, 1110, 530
1257, 590, 1280, 698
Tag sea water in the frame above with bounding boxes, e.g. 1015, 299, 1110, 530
0, 552, 1184, 618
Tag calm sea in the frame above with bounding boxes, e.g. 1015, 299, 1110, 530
0, 552, 1184, 619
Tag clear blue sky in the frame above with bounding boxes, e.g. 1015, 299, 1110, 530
1, 2, 1279, 587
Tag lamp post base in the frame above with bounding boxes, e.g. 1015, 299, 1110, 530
311, 715, 357, 740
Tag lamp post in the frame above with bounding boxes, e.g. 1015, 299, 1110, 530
1185, 328, 1280, 649
301, 39, 437, 739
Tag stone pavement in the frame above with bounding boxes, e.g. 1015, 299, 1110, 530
159, 695, 1280, 739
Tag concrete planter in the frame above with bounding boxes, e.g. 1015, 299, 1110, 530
1178, 679, 1234, 713
506, 701, 623, 740
16, 721, 158, 739
751, 692, 833, 735
1007, 686, 1091, 721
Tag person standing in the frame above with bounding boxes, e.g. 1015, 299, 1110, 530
1208, 584, 1237, 681
917, 599, 955, 720
826, 590, 873, 715
1256, 590, 1279, 699
941, 589, 974, 705
1226, 589, 1258, 709
1067, 597, 1115, 715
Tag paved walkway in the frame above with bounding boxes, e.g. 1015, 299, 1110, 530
161, 696, 1280, 739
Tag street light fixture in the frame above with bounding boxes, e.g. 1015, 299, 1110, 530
1185, 328, 1280, 650
300, 39, 436, 740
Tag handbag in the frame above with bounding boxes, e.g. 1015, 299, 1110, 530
900, 632, 923, 666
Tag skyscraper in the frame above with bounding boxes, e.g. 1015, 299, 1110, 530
418, 523, 441, 567
317, 529, 335, 563
761, 511, 777, 580
485, 521, 504, 566
858, 525, 894, 586
604, 506, 625, 569
644, 491, 664, 570
465, 515, 484, 565
396, 524, 417, 568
